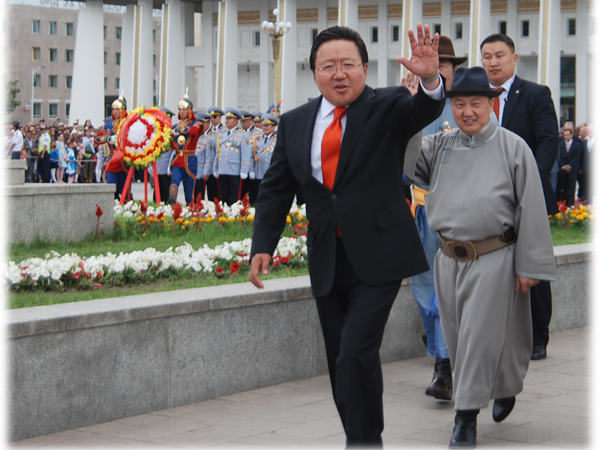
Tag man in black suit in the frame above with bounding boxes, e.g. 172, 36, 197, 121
481, 34, 559, 361
556, 128, 583, 206
249, 25, 444, 446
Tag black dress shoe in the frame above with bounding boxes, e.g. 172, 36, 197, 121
492, 396, 515, 423
426, 358, 452, 401
531, 345, 547, 360
449, 410, 478, 448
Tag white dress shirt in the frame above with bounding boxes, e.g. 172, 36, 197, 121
310, 78, 444, 183
489, 74, 515, 125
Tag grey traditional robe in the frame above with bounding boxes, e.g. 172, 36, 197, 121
404, 120, 556, 410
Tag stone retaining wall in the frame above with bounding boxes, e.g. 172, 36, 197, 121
5, 184, 116, 244
7, 243, 592, 441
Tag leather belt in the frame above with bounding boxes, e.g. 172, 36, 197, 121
439, 227, 517, 262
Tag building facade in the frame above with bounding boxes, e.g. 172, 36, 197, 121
4, 0, 594, 126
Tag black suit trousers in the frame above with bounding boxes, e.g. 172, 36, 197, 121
556, 169, 577, 206
315, 238, 401, 447
530, 280, 552, 347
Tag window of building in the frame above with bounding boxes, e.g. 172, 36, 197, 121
65, 103, 70, 118
116, 52, 121, 65
499, 20, 507, 35
104, 51, 107, 64
254, 30, 261, 46
33, 74, 40, 87
391, 25, 399, 42
49, 75, 57, 88
66, 22, 73, 36
32, 20, 40, 33
455, 22, 463, 40
104, 77, 107, 90
103, 25, 107, 39
434, 24, 441, 35
116, 26, 122, 39
371, 26, 378, 43
153, 29, 156, 42
65, 49, 74, 63
49, 21, 57, 35
48, 103, 58, 118
153, 79, 156, 92
66, 76, 72, 89
153, 54, 156, 67
115, 78, 120, 90
311, 28, 318, 45
32, 47, 40, 60
49, 48, 57, 62
522, 20, 530, 37
33, 102, 41, 119
568, 18, 576, 36
560, 55, 576, 122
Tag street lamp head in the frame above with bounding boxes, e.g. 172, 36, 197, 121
286, 22, 292, 30
273, 8, 279, 16
268, 22, 274, 30
262, 20, 269, 30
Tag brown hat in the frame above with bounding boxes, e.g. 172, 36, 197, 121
438, 35, 468, 65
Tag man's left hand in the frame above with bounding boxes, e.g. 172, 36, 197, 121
515, 276, 539, 293
395, 24, 440, 89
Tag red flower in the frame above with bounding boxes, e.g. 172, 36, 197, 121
72, 271, 82, 279
558, 200, 568, 214
139, 200, 148, 215
172, 203, 183, 221
93, 283, 102, 288
213, 199, 224, 216
229, 261, 241, 274
157, 212, 165, 220
216, 267, 224, 274
95, 204, 104, 218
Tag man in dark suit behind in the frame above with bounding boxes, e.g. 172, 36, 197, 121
481, 34, 559, 361
556, 128, 583, 206
249, 25, 445, 446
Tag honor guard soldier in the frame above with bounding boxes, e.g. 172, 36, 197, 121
95, 92, 131, 201
194, 112, 214, 203
151, 106, 174, 203
252, 112, 263, 130
239, 109, 262, 199
243, 113, 277, 204
214, 107, 246, 206
168, 89, 203, 205
205, 106, 225, 202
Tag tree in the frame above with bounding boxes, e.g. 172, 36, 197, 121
6, 79, 21, 114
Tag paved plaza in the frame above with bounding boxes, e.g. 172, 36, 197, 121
9, 326, 591, 449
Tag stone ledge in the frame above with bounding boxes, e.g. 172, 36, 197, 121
5, 183, 116, 196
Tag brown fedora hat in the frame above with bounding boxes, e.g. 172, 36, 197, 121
438, 35, 468, 64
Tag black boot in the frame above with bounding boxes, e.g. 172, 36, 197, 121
449, 409, 478, 448
426, 358, 452, 401
492, 396, 516, 422
167, 185, 178, 205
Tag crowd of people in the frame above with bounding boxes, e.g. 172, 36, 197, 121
3, 103, 281, 207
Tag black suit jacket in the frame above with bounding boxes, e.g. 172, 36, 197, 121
558, 139, 583, 176
251, 85, 444, 297
501, 75, 559, 215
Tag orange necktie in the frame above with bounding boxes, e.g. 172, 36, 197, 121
321, 106, 347, 190
492, 88, 504, 120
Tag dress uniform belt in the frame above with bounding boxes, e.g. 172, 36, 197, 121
439, 227, 517, 262
177, 149, 196, 157
410, 185, 428, 217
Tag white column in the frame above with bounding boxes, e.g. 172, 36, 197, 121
377, 0, 388, 88
120, 7, 135, 106
259, 1, 270, 112
537, 0, 561, 115
280, 0, 298, 111
122, 0, 154, 109
339, 0, 359, 30
506, 0, 518, 42
182, 1, 196, 105
215, 0, 238, 108
197, 1, 215, 111
159, 0, 184, 109
575, 0, 589, 123
440, 0, 452, 38
401, 0, 422, 77
468, 0, 491, 68
69, 1, 104, 126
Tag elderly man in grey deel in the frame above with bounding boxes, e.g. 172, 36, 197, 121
404, 66, 556, 448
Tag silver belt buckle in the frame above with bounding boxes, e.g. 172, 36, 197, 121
447, 240, 477, 262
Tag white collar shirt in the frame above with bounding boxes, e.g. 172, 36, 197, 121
310, 78, 444, 183
490, 74, 515, 125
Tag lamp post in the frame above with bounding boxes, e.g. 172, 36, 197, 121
261, 8, 292, 118
31, 65, 45, 122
